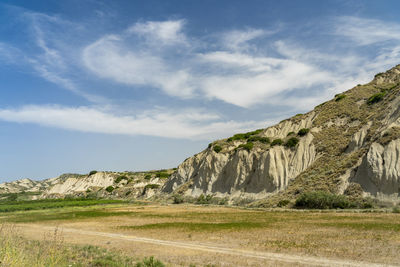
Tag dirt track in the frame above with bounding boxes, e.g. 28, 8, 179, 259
21, 224, 397, 267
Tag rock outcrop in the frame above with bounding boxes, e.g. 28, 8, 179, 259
164, 127, 316, 198
353, 140, 400, 198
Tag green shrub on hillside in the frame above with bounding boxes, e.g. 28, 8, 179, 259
297, 128, 310, 136
144, 184, 160, 190
287, 131, 295, 136
115, 175, 128, 183
155, 172, 169, 179
295, 191, 353, 209
213, 145, 222, 153
238, 142, 254, 151
367, 91, 387, 105
105, 186, 114, 193
227, 129, 263, 142
144, 174, 152, 180
247, 136, 270, 143
285, 137, 299, 148
271, 139, 283, 146
89, 170, 97, 176
335, 94, 346, 101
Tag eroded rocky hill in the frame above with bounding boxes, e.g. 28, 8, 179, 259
0, 170, 174, 200
163, 65, 400, 205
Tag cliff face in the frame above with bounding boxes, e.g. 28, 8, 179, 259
164, 121, 317, 199
163, 65, 400, 201
353, 140, 400, 198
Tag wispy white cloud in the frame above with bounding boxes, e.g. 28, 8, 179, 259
0, 105, 269, 140
82, 21, 337, 108
0, 11, 104, 103
128, 19, 188, 45
3, 12, 400, 139
335, 16, 400, 45
221, 28, 267, 51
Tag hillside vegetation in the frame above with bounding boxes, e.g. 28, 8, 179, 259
164, 64, 400, 207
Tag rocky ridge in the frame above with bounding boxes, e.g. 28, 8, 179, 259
163, 65, 400, 204
0, 169, 173, 200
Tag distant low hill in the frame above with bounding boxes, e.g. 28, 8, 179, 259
0, 169, 174, 201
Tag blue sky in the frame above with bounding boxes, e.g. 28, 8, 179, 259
1, 0, 400, 182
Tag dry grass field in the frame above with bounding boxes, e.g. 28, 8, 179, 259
1, 202, 400, 266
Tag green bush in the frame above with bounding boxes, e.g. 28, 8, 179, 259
287, 131, 295, 136
196, 194, 213, 204
271, 139, 283, 146
247, 136, 270, 143
135, 256, 165, 267
173, 194, 184, 204
238, 142, 254, 151
392, 206, 400, 213
227, 129, 263, 142
144, 174, 152, 180
144, 184, 160, 190
295, 191, 353, 209
115, 175, 128, 183
125, 191, 132, 196
89, 170, 97, 176
213, 145, 222, 153
105, 186, 114, 193
344, 182, 363, 198
367, 92, 386, 105
335, 94, 346, 101
285, 137, 299, 148
155, 172, 169, 179
297, 128, 310, 136
277, 199, 290, 207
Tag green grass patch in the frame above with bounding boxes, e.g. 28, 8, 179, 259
4, 209, 134, 223
237, 142, 254, 151
367, 91, 387, 105
319, 221, 400, 232
0, 199, 124, 213
121, 221, 265, 232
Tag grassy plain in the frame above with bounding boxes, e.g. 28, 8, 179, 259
1, 202, 400, 266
